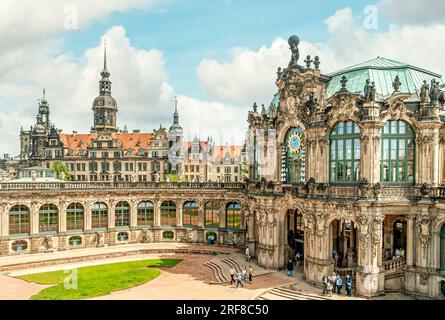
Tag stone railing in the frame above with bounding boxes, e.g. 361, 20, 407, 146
334, 267, 357, 277
434, 186, 445, 199
383, 257, 406, 272
0, 181, 247, 191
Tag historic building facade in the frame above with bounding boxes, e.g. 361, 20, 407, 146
243, 35, 445, 299
4, 35, 445, 299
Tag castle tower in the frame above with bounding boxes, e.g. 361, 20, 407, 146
91, 41, 118, 133
168, 97, 184, 174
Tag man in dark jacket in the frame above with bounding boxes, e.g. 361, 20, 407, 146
287, 259, 294, 277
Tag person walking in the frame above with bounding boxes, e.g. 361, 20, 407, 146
327, 276, 333, 297
345, 274, 352, 297
229, 267, 236, 285
332, 272, 337, 294
245, 247, 250, 261
242, 266, 248, 282
287, 259, 294, 277
322, 274, 328, 295
249, 265, 253, 282
236, 273, 243, 288
336, 275, 343, 295
295, 252, 301, 269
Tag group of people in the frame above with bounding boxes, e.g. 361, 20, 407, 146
322, 273, 353, 297
230, 265, 253, 288
384, 248, 405, 260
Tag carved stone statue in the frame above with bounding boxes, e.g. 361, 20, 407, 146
31, 170, 37, 182
288, 35, 300, 67
93, 232, 103, 247
430, 79, 441, 103
314, 56, 320, 70
364, 79, 371, 101
420, 80, 430, 103
304, 55, 313, 69
369, 82, 376, 101
392, 75, 401, 92
41, 236, 53, 252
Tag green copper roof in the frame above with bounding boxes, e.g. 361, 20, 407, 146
327, 57, 443, 100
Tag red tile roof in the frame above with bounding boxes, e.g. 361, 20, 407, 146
214, 145, 242, 162
59, 132, 153, 156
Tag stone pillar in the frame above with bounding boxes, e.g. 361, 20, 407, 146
406, 216, 414, 266
154, 200, 161, 227
130, 200, 137, 228
360, 122, 383, 185
198, 201, 204, 228
177, 201, 183, 227
30, 202, 39, 235
59, 202, 67, 234
84, 201, 91, 231
355, 208, 385, 298
108, 201, 115, 230
1, 205, 9, 238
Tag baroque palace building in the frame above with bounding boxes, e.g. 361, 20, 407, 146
1, 35, 445, 299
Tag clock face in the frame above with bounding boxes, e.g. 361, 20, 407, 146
288, 130, 303, 154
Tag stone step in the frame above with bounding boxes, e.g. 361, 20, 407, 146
273, 287, 330, 300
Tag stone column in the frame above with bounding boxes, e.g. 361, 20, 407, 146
1, 205, 8, 238
177, 201, 183, 227
130, 200, 137, 228
198, 201, 204, 228
219, 202, 226, 229
360, 122, 383, 185
154, 200, 161, 227
355, 208, 385, 298
108, 201, 115, 230
406, 216, 414, 266
59, 202, 67, 234
30, 202, 39, 235
82, 201, 91, 231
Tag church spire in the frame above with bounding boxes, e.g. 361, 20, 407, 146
99, 39, 111, 95
173, 96, 179, 125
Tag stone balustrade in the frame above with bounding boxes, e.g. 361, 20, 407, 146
383, 257, 406, 272
333, 267, 357, 277
0, 181, 247, 191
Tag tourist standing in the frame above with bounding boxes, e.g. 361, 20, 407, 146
327, 276, 333, 297
249, 265, 253, 282
345, 274, 352, 297
242, 266, 248, 282
245, 247, 250, 261
287, 259, 294, 277
336, 276, 343, 295
332, 272, 337, 294
229, 267, 236, 285
295, 252, 301, 269
322, 275, 328, 295
400, 248, 405, 258
236, 273, 243, 288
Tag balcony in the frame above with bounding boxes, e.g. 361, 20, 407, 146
0, 181, 247, 191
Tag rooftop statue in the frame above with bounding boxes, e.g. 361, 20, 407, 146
314, 56, 320, 70
304, 55, 313, 69
430, 79, 441, 103
288, 35, 300, 68
364, 79, 376, 102
420, 80, 430, 103
392, 75, 401, 92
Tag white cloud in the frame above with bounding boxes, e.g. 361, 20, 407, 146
378, 0, 445, 25
0, 0, 154, 53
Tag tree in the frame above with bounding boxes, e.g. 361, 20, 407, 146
52, 160, 72, 181
165, 173, 187, 182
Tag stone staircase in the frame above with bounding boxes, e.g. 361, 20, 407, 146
258, 286, 331, 301
204, 254, 273, 284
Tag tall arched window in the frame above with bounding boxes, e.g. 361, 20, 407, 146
39, 204, 58, 233
91, 202, 108, 229
381, 120, 415, 183
137, 201, 154, 226
440, 224, 445, 271
115, 201, 130, 228
330, 121, 361, 183
66, 203, 84, 231
183, 201, 199, 227
205, 201, 220, 228
226, 202, 241, 230
393, 219, 407, 252
161, 201, 176, 227
9, 205, 30, 235
281, 127, 305, 183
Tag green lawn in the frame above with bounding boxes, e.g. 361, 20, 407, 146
17, 259, 182, 300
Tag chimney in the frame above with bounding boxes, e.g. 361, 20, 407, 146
133, 129, 140, 133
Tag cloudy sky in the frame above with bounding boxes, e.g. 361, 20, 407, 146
1, 0, 445, 155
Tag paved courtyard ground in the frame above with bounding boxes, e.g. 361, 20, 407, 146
0, 244, 417, 300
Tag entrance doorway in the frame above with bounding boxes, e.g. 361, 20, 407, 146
330, 220, 358, 268
285, 209, 304, 257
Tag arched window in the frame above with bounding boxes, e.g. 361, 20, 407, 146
226, 202, 241, 230
137, 201, 154, 226
381, 120, 415, 183
205, 201, 220, 228
161, 201, 176, 227
39, 204, 58, 233
115, 201, 130, 228
183, 201, 199, 227
330, 121, 361, 183
440, 224, 445, 271
91, 202, 108, 229
9, 205, 30, 235
66, 203, 84, 231
281, 127, 305, 183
